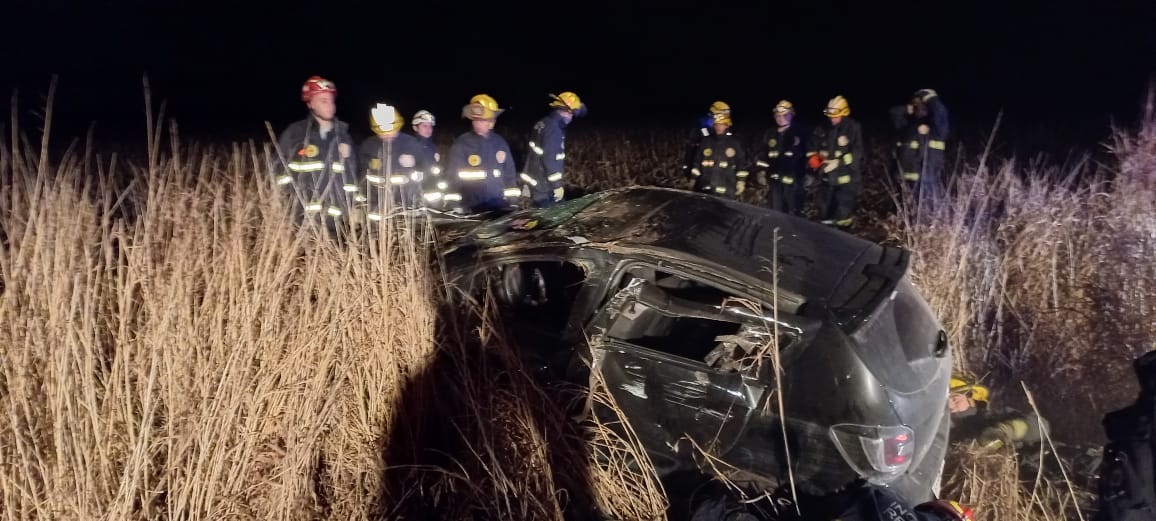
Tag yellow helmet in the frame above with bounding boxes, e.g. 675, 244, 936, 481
773, 100, 795, 115
463, 93, 504, 122
824, 95, 851, 118
549, 91, 586, 115
709, 100, 731, 115
711, 112, 732, 127
369, 103, 404, 136
950, 377, 990, 404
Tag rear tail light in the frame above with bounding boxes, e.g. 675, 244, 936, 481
829, 424, 915, 484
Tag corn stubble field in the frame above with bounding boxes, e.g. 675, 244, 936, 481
1, 91, 1154, 520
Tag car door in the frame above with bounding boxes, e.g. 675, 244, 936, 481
583, 273, 775, 469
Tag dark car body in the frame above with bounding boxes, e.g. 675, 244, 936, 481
440, 186, 952, 504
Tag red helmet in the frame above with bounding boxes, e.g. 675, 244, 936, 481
301, 76, 337, 102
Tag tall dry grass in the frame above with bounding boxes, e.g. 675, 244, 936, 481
0, 88, 666, 520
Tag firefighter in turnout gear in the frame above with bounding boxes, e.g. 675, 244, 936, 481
684, 101, 731, 178
897, 89, 949, 204
948, 376, 1048, 452
690, 110, 748, 198
521, 91, 587, 208
357, 103, 426, 221
807, 95, 863, 229
1094, 348, 1156, 521
275, 75, 357, 226
753, 100, 808, 215
446, 94, 521, 215
410, 110, 449, 209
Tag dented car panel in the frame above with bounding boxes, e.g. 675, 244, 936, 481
442, 186, 952, 504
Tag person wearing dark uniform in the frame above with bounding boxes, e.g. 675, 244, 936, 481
445, 94, 520, 215
684, 101, 731, 181
409, 110, 448, 209
357, 103, 425, 221
1095, 349, 1156, 521
275, 75, 357, 230
753, 100, 808, 215
690, 108, 749, 199
897, 88, 949, 206
807, 95, 864, 229
520, 91, 586, 208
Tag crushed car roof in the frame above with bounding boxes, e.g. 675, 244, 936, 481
459, 186, 907, 324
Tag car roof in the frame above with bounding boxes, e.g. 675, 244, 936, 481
468, 186, 899, 319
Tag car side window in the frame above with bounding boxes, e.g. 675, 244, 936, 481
469, 259, 589, 347
602, 267, 793, 372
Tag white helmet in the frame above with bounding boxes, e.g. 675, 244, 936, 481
411, 110, 436, 127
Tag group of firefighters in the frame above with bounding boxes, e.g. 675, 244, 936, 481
273, 75, 949, 231
274, 75, 586, 227
683, 91, 947, 229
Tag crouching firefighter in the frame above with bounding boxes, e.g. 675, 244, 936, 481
1094, 348, 1156, 521
753, 100, 807, 216
357, 103, 425, 221
691, 109, 749, 199
275, 75, 357, 230
521, 91, 586, 208
948, 376, 1048, 453
807, 95, 863, 229
446, 94, 520, 215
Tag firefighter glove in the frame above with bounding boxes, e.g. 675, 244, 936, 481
553, 186, 564, 202
822, 159, 840, 173
756, 171, 767, 186
338, 143, 351, 160
521, 185, 531, 199
735, 181, 745, 195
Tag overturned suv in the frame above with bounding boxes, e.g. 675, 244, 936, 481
441, 186, 952, 504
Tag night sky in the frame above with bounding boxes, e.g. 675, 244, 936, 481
4, 0, 1154, 147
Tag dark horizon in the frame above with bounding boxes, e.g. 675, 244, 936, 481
4, 1, 1154, 151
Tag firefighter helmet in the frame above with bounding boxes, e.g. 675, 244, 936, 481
370, 103, 404, 136
824, 95, 851, 118
463, 94, 504, 121
549, 91, 586, 116
773, 100, 795, 115
301, 76, 337, 102
709, 101, 731, 115
950, 377, 990, 404
412, 110, 436, 127
711, 112, 732, 127
914, 88, 939, 102
915, 499, 974, 521
470, 94, 504, 115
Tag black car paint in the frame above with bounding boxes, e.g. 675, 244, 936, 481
439, 186, 952, 505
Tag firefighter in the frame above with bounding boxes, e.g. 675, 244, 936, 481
357, 103, 425, 221
897, 88, 949, 204
521, 91, 587, 208
1095, 348, 1156, 521
410, 110, 450, 209
275, 75, 357, 228
690, 109, 748, 199
752, 100, 808, 216
948, 376, 1048, 452
807, 95, 863, 229
445, 94, 521, 215
684, 101, 731, 180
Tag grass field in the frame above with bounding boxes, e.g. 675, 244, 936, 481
1, 88, 1153, 520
